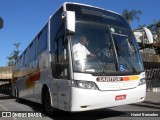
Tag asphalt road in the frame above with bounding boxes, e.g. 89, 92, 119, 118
0, 92, 160, 120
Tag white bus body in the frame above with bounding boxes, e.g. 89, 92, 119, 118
12, 2, 146, 114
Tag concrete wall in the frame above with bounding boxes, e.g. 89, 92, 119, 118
0, 66, 13, 79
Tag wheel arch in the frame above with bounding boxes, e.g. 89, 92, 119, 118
41, 84, 53, 106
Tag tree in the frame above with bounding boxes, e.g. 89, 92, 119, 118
7, 56, 14, 66
7, 43, 21, 66
150, 20, 160, 33
122, 9, 142, 24
147, 20, 160, 41
138, 24, 147, 28
14, 43, 20, 52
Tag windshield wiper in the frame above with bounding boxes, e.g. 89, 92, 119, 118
114, 41, 137, 74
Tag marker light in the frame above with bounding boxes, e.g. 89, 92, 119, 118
138, 78, 146, 86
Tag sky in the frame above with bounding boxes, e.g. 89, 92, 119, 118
0, 0, 160, 66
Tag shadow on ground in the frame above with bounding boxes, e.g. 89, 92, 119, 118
15, 99, 127, 120
131, 101, 160, 110
0, 92, 13, 100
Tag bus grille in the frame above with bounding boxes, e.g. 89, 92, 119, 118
96, 81, 139, 91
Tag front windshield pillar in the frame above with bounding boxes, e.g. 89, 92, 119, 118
67, 35, 74, 80
109, 30, 120, 72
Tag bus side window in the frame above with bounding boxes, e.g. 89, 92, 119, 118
30, 39, 37, 61
24, 48, 29, 65
38, 26, 47, 55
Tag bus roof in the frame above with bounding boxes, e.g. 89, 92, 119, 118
63, 2, 121, 16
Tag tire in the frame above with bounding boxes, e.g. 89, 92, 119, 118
14, 89, 17, 99
44, 89, 54, 116
15, 89, 21, 102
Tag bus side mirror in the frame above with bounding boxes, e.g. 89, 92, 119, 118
62, 11, 75, 34
143, 27, 153, 44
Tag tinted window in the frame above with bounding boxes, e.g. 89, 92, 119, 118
24, 48, 29, 65
19, 56, 22, 67
66, 4, 130, 29
38, 26, 47, 54
21, 54, 25, 66
30, 39, 37, 60
16, 59, 19, 70
50, 7, 63, 54
57, 38, 63, 63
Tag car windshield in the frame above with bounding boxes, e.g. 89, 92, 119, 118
71, 22, 144, 75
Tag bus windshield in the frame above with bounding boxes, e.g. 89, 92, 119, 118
71, 22, 144, 75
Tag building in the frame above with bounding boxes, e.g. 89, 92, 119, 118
0, 66, 13, 94
0, 66, 13, 86
134, 27, 160, 92
0, 66, 13, 79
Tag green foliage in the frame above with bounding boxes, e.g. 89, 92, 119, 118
7, 43, 20, 66
138, 24, 147, 28
147, 20, 160, 34
138, 20, 160, 44
122, 9, 142, 24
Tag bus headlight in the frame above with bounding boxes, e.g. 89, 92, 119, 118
138, 78, 146, 86
72, 80, 98, 90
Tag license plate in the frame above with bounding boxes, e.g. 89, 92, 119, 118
115, 94, 126, 101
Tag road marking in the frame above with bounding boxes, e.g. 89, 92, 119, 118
0, 103, 8, 111
0, 103, 17, 120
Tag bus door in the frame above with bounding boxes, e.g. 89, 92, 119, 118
55, 34, 71, 111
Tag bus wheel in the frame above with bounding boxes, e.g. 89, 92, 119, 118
15, 89, 20, 102
14, 89, 17, 99
44, 90, 53, 116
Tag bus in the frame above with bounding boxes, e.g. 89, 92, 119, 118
12, 2, 146, 115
